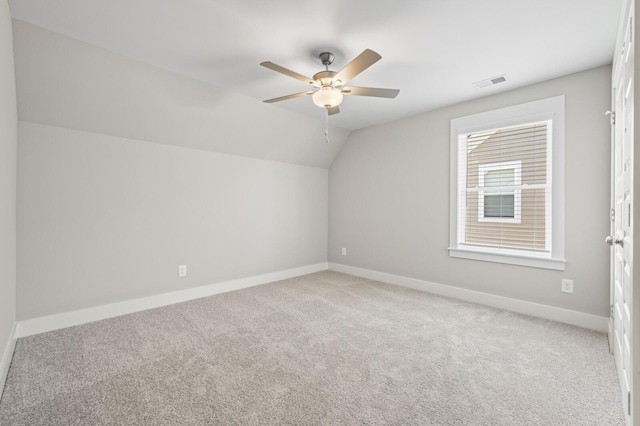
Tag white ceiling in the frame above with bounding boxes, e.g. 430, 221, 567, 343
9, 0, 622, 131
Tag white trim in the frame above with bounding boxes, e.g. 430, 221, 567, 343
14, 260, 605, 338
0, 322, 17, 400
329, 263, 607, 332
449, 247, 566, 271
17, 263, 328, 338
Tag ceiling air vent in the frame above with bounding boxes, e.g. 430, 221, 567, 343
473, 74, 507, 88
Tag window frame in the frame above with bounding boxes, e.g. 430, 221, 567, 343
449, 96, 565, 271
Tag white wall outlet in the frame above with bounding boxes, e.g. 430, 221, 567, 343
341, 247, 347, 256
561, 279, 573, 294
178, 265, 187, 278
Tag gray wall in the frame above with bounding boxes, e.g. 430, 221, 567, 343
329, 66, 612, 317
0, 0, 17, 378
18, 122, 328, 320
14, 19, 333, 321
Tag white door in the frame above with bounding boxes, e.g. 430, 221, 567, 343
609, 2, 635, 424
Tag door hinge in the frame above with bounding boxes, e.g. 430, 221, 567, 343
611, 208, 615, 222
611, 305, 615, 319
628, 391, 631, 416
606, 110, 616, 126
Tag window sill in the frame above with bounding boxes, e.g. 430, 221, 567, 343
448, 246, 566, 271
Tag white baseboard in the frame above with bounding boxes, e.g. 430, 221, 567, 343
17, 263, 328, 338
329, 263, 609, 332
0, 322, 17, 400
15, 261, 608, 338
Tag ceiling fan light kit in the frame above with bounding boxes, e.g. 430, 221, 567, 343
312, 86, 343, 108
260, 49, 399, 115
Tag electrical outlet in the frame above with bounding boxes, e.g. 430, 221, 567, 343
561, 279, 573, 294
341, 247, 347, 256
178, 265, 187, 278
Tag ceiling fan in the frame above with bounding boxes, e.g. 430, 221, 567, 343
260, 49, 399, 115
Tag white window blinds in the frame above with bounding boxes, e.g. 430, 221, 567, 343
457, 120, 551, 253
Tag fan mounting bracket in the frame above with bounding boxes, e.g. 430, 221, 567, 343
319, 52, 335, 67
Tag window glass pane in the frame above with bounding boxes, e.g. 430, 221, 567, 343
464, 122, 547, 247
484, 194, 515, 218
484, 168, 514, 187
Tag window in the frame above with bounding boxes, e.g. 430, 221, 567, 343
477, 161, 521, 222
449, 96, 565, 270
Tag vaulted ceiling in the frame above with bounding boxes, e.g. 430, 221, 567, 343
9, 0, 622, 131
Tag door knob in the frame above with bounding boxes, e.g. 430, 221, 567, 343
606, 236, 624, 247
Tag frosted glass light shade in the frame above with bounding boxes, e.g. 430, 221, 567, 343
312, 87, 343, 108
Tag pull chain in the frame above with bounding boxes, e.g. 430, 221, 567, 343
325, 108, 329, 143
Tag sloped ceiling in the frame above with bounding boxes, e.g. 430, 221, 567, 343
9, 0, 622, 131
9, 0, 622, 168
12, 21, 351, 168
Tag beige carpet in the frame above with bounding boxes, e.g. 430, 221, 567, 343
0, 271, 624, 425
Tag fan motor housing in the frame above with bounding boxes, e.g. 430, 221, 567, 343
313, 70, 338, 86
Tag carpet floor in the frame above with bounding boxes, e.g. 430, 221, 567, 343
0, 271, 624, 425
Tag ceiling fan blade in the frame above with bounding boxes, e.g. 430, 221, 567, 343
260, 61, 317, 86
342, 86, 399, 98
333, 49, 382, 86
263, 91, 314, 103
328, 106, 340, 115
